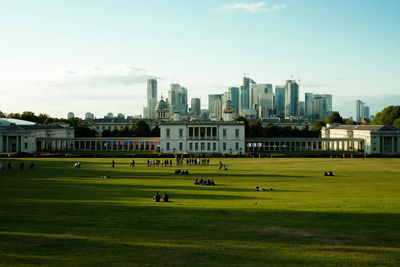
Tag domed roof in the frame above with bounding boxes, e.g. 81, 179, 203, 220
156, 98, 168, 110
223, 100, 235, 113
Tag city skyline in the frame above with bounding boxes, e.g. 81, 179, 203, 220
1, 0, 399, 118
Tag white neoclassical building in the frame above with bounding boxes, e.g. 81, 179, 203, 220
322, 124, 400, 154
0, 119, 74, 153
159, 121, 245, 154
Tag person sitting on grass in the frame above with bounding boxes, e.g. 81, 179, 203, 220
211, 179, 215, 186
0, 163, 4, 171
163, 193, 169, 202
154, 192, 160, 202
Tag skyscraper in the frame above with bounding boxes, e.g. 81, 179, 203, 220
275, 85, 285, 117
168, 84, 188, 115
285, 80, 299, 117
240, 77, 255, 112
145, 79, 158, 119
191, 98, 201, 117
314, 94, 332, 120
356, 100, 365, 122
208, 94, 223, 118
258, 84, 273, 119
305, 93, 314, 119
228, 87, 239, 112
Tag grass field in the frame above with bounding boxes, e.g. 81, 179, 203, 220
1, 157, 400, 266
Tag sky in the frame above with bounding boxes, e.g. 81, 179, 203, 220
0, 0, 399, 119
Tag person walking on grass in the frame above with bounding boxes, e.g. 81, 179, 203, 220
111, 160, 115, 168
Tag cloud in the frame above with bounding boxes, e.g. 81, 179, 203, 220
28, 66, 155, 89
0, 66, 158, 117
218, 1, 285, 14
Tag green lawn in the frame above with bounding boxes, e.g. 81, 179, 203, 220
0, 158, 400, 266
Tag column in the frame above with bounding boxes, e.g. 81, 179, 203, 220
392, 137, 395, 154
0, 136, 3, 152
5, 136, 9, 152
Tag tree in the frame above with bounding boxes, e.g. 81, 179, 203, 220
0, 111, 6, 118
249, 121, 264, 138
117, 125, 133, 137
151, 125, 160, 137
101, 129, 113, 137
372, 106, 400, 125
132, 120, 151, 137
7, 113, 21, 119
75, 126, 97, 137
394, 118, 400, 129
327, 112, 344, 124
311, 120, 326, 137
38, 113, 51, 124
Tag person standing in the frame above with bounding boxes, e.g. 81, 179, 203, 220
111, 160, 115, 168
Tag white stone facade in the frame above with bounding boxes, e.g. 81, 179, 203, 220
0, 119, 74, 153
322, 124, 400, 154
159, 121, 245, 154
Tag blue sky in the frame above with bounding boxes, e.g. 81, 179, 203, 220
1, 0, 399, 118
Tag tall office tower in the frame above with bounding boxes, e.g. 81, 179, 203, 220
356, 100, 365, 122
67, 112, 75, 119
275, 85, 285, 117
364, 106, 370, 121
145, 79, 158, 119
240, 77, 256, 112
249, 83, 259, 110
168, 84, 188, 115
314, 94, 333, 120
299, 101, 305, 116
208, 94, 223, 118
305, 93, 314, 119
258, 84, 274, 119
284, 80, 299, 117
191, 98, 201, 117
228, 87, 239, 111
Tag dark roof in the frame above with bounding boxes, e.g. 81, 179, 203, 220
0, 123, 70, 131
332, 125, 400, 132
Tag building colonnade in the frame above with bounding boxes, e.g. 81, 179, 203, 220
245, 138, 364, 152
36, 137, 161, 152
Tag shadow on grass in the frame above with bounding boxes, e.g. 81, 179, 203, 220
1, 201, 400, 266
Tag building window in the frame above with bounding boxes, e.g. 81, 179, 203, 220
212, 127, 217, 137
179, 129, 183, 137
223, 129, 227, 137
223, 142, 226, 150
166, 142, 170, 150
166, 129, 170, 137
195, 143, 198, 150
235, 129, 240, 137
189, 127, 193, 137
207, 142, 210, 150
25, 143, 28, 149
179, 142, 183, 151
201, 143, 205, 150
213, 142, 216, 151
236, 142, 239, 150
189, 143, 193, 150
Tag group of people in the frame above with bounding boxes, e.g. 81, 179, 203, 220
324, 171, 335, 176
74, 162, 81, 168
218, 161, 228, 170
174, 169, 189, 175
194, 178, 215, 186
153, 192, 169, 202
147, 159, 173, 167
252, 186, 274, 191
0, 162, 34, 171
186, 158, 210, 166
